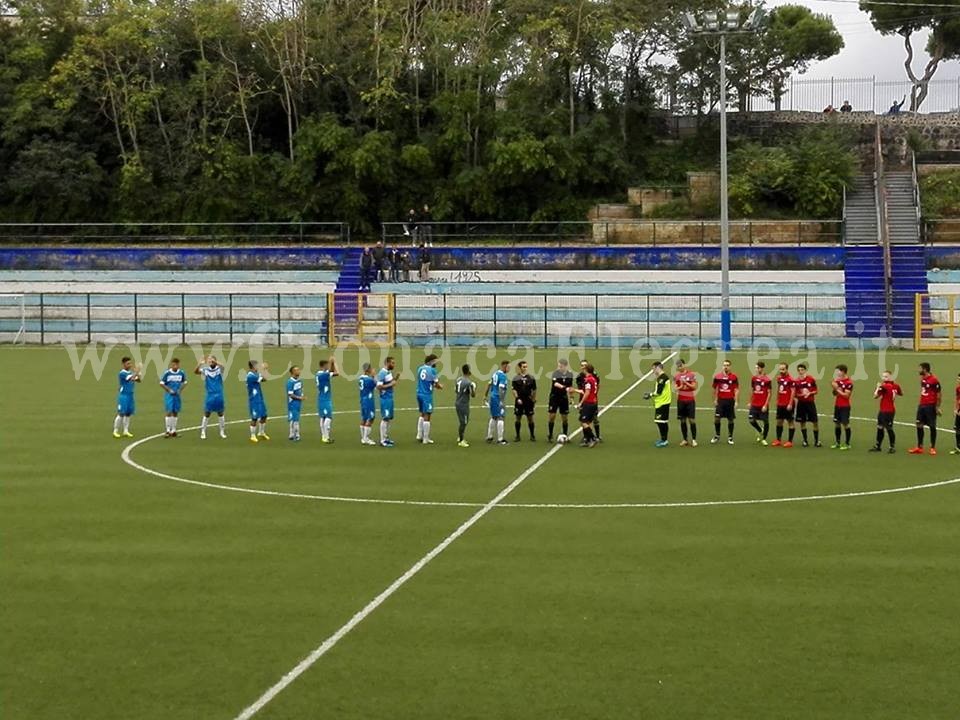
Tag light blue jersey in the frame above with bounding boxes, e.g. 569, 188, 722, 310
316, 370, 334, 419
416, 363, 438, 414
489, 369, 508, 418
117, 369, 137, 415
287, 376, 303, 422
247, 370, 267, 420
377, 367, 396, 420
201, 364, 225, 414
161, 368, 187, 414
359, 375, 376, 423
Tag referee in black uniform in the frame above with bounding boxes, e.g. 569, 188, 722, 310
512, 361, 537, 441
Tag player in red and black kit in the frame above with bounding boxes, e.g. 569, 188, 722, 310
951, 373, 960, 455
771, 362, 796, 447
909, 361, 942, 455
571, 363, 599, 448
577, 360, 601, 441
748, 361, 772, 445
674, 358, 698, 447
793, 362, 821, 447
711, 359, 739, 445
871, 370, 902, 453
831, 364, 854, 450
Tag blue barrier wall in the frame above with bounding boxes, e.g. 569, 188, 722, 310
0, 246, 344, 271
0, 245, 847, 271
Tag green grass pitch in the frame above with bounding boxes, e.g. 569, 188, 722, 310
3, 343, 960, 719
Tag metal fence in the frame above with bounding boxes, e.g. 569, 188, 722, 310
0, 222, 351, 244
0, 292, 847, 347
382, 220, 843, 246
658, 76, 960, 115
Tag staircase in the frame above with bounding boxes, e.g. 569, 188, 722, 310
844, 245, 888, 337
843, 174, 879, 245
890, 245, 928, 337
885, 171, 921, 244
331, 247, 365, 342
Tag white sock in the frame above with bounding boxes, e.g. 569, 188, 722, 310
294, 421, 300, 437
380, 420, 388, 443
172, 417, 178, 432
417, 416, 424, 440
423, 420, 431, 442
322, 418, 331, 439
122, 417, 130, 433
487, 418, 494, 439
218, 416, 226, 434
258, 423, 266, 436
114, 415, 122, 433
201, 416, 209, 433
165, 417, 172, 433
497, 419, 504, 441
250, 425, 257, 437
289, 422, 295, 437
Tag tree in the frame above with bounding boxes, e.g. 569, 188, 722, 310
862, 0, 960, 111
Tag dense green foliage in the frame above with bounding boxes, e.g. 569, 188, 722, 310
920, 169, 960, 218
0, 1, 842, 228
728, 127, 858, 218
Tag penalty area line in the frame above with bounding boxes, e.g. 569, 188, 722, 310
231, 352, 676, 720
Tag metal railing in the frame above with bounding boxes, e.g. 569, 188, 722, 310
0, 222, 351, 245
876, 121, 895, 337
381, 220, 843, 246
0, 291, 850, 347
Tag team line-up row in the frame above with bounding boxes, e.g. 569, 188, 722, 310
110, 354, 960, 455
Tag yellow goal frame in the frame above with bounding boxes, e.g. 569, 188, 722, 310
327, 293, 395, 347
914, 292, 960, 350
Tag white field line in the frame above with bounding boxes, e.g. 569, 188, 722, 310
229, 353, 677, 720
123, 407, 960, 511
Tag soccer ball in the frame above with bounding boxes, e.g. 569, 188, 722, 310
556, 434, 568, 445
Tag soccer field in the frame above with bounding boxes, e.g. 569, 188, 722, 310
3, 343, 960, 720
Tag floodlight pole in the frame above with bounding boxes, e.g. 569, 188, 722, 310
719, 32, 731, 352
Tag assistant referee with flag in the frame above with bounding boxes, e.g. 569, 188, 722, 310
644, 360, 672, 448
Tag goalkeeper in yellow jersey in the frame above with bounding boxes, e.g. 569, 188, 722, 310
644, 360, 672, 448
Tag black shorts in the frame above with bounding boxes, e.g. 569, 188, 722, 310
655, 405, 670, 423
715, 399, 735, 421
514, 398, 535, 417
833, 406, 851, 425
579, 403, 598, 424
677, 400, 696, 420
877, 411, 895, 427
917, 405, 938, 428
776, 406, 794, 422
955, 413, 960, 432
548, 395, 570, 415
748, 405, 769, 422
796, 401, 818, 424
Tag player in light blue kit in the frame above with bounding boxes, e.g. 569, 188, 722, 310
195, 355, 226, 439
160, 357, 188, 438
415, 353, 443, 444
246, 360, 270, 443
287, 366, 304, 441
113, 356, 141, 438
315, 356, 339, 443
376, 356, 398, 447
484, 359, 510, 445
359, 363, 378, 445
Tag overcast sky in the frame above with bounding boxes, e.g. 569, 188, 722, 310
770, 0, 960, 80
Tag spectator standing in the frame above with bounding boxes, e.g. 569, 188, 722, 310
388, 247, 400, 282
888, 96, 906, 115
401, 250, 412, 282
840, 100, 853, 113
359, 247, 373, 291
372, 241, 386, 282
404, 208, 419, 243
418, 243, 431, 282
420, 204, 433, 245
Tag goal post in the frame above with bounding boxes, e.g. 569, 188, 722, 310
914, 292, 960, 350
0, 293, 26, 344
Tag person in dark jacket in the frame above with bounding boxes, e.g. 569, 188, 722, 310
388, 247, 400, 282
400, 250, 412, 282
418, 243, 431, 282
404, 208, 419, 243
420, 204, 433, 245
372, 241, 386, 282
359, 247, 373, 291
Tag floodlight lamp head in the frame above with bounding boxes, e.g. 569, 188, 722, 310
703, 11, 719, 30
725, 10, 740, 30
